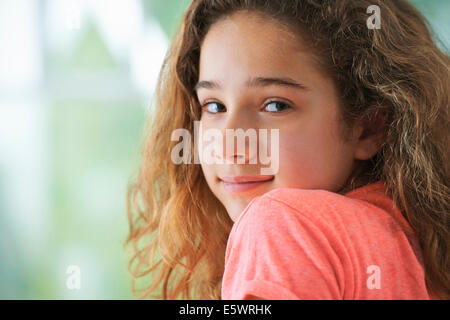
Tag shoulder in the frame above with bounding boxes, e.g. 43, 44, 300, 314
229, 187, 361, 259
228, 186, 393, 261
224, 188, 352, 299
223, 186, 429, 299
234, 187, 365, 235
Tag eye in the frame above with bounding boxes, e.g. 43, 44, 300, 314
263, 100, 292, 113
202, 102, 226, 114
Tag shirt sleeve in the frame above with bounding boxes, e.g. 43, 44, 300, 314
221, 190, 346, 300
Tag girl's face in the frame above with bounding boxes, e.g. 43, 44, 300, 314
196, 11, 366, 221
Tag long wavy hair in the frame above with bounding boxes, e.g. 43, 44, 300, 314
126, 0, 450, 300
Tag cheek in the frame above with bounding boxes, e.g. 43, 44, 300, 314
276, 121, 351, 187
200, 162, 224, 207
278, 134, 321, 179
200, 160, 216, 187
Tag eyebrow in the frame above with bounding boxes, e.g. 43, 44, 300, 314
194, 76, 308, 92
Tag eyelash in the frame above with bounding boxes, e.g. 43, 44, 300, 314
201, 99, 293, 114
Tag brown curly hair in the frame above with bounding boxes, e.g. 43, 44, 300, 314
126, 0, 450, 299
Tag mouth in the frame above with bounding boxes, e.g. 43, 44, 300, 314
219, 175, 275, 193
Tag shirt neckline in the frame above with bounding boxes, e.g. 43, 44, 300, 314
344, 180, 386, 198
344, 180, 414, 235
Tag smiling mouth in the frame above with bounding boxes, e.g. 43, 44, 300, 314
219, 175, 275, 193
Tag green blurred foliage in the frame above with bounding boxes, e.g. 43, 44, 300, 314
143, 0, 191, 39
48, 100, 146, 299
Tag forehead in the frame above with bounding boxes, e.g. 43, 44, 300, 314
199, 11, 314, 81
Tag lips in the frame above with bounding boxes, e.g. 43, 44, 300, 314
219, 175, 274, 193
219, 175, 275, 183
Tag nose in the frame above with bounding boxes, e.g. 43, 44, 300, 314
215, 109, 258, 165
222, 150, 252, 164
213, 136, 257, 165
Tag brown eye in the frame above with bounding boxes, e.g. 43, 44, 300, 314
203, 102, 226, 114
263, 101, 292, 113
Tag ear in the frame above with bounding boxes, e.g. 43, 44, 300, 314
353, 111, 386, 161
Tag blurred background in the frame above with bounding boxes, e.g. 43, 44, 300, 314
0, 0, 448, 299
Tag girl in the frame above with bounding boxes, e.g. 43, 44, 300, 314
126, 0, 449, 300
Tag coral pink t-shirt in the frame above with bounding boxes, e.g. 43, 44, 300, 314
221, 181, 438, 300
